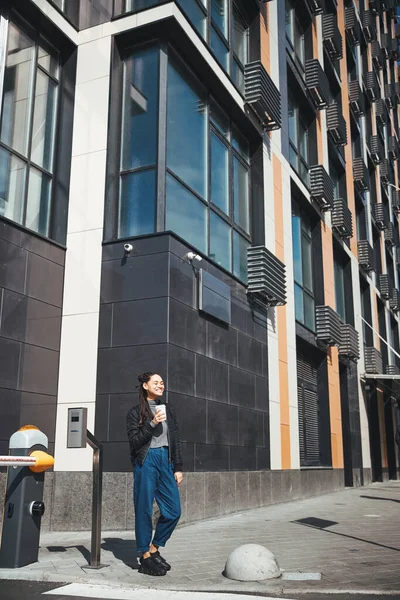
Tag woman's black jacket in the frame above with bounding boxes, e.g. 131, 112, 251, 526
126, 403, 183, 473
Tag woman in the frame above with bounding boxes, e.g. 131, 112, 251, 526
126, 372, 183, 576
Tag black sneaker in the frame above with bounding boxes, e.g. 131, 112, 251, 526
150, 550, 171, 571
139, 555, 167, 576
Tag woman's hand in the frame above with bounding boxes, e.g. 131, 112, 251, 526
174, 471, 183, 486
152, 408, 166, 424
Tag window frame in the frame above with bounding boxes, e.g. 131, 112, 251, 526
113, 41, 254, 282
0, 11, 62, 239
292, 199, 316, 332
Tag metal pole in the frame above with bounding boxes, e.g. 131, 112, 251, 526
85, 430, 106, 570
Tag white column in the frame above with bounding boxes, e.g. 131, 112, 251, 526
54, 36, 112, 471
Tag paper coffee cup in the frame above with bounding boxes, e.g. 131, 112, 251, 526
158, 405, 166, 417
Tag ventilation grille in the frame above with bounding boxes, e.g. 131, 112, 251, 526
370, 135, 384, 165
358, 240, 376, 272
246, 246, 287, 307
305, 0, 325, 15
244, 61, 281, 131
364, 347, 383, 374
309, 165, 334, 211
371, 40, 383, 69
379, 158, 389, 185
384, 222, 395, 246
362, 10, 376, 42
322, 14, 343, 59
384, 82, 395, 108
392, 191, 400, 213
373, 203, 388, 230
315, 305, 342, 346
339, 323, 360, 361
365, 71, 379, 101
305, 59, 330, 110
375, 98, 387, 125
345, 6, 360, 46
388, 136, 399, 161
327, 102, 347, 146
379, 273, 392, 299
390, 288, 400, 312
353, 157, 369, 192
349, 80, 365, 116
332, 198, 353, 239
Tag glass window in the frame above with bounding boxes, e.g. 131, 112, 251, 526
118, 46, 253, 283
334, 260, 346, 322
233, 156, 249, 232
210, 211, 231, 271
285, 0, 305, 72
210, 27, 229, 71
119, 169, 156, 238
288, 94, 309, 186
167, 59, 207, 199
179, 0, 207, 38
292, 201, 315, 331
166, 173, 207, 254
0, 21, 60, 238
211, 132, 229, 214
211, 0, 228, 37
121, 47, 159, 171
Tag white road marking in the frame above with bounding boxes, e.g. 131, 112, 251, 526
44, 583, 296, 600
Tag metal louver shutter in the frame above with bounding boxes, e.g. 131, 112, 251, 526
297, 353, 320, 467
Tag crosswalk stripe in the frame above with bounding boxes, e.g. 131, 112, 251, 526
43, 583, 296, 600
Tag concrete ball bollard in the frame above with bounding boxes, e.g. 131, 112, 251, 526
224, 544, 280, 582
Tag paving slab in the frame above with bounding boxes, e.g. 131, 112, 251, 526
0, 481, 399, 595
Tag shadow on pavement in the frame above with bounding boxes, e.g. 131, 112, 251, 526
293, 517, 400, 552
102, 537, 139, 569
360, 494, 400, 504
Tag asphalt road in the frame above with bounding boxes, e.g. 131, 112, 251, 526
0, 580, 399, 600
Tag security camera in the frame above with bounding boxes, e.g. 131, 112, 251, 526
186, 252, 202, 262
124, 243, 133, 253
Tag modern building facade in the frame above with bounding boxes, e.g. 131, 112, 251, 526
0, 0, 399, 531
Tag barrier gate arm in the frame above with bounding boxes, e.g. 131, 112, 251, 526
0, 451, 54, 473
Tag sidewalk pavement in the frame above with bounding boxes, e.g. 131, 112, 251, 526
1, 481, 399, 596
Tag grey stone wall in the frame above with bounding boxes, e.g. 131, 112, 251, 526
0, 468, 345, 534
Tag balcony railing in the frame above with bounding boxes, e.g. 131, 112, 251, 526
358, 240, 375, 272
332, 198, 353, 239
309, 165, 334, 211
326, 102, 347, 146
244, 61, 281, 131
305, 59, 330, 110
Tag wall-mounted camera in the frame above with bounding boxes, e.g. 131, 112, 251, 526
185, 251, 202, 263
123, 243, 134, 254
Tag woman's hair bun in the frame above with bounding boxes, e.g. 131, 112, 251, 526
137, 372, 155, 385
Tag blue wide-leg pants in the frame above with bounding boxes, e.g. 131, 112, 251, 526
133, 447, 181, 553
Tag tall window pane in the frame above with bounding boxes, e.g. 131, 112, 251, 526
233, 157, 249, 232
233, 231, 248, 281
292, 209, 302, 284
179, 0, 206, 38
26, 168, 51, 236
167, 60, 207, 199
38, 43, 59, 79
31, 71, 57, 172
119, 169, 156, 237
304, 293, 315, 330
211, 28, 229, 71
166, 174, 207, 254
233, 6, 247, 65
211, 133, 229, 214
0, 148, 25, 224
122, 48, 159, 171
0, 23, 35, 157
211, 0, 227, 36
210, 212, 231, 271
301, 235, 313, 291
294, 283, 304, 323
334, 261, 346, 322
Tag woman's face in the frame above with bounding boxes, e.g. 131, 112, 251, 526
144, 374, 165, 399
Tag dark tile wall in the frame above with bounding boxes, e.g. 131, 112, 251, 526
0, 220, 65, 455
96, 233, 270, 473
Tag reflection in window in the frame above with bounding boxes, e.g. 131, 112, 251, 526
288, 94, 309, 185
166, 173, 207, 254
334, 259, 346, 322
118, 47, 253, 282
285, 0, 305, 72
0, 21, 60, 237
292, 201, 315, 331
